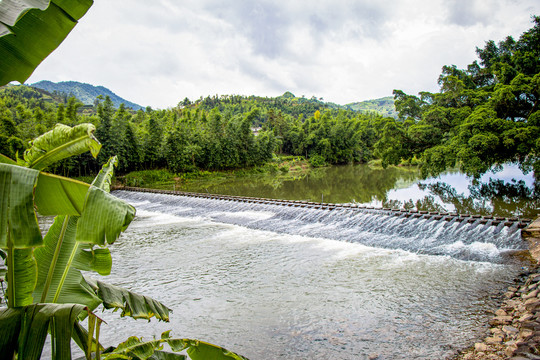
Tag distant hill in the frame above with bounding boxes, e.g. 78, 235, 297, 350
31, 80, 143, 110
346, 96, 397, 118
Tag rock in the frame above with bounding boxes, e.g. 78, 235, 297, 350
502, 325, 519, 336
523, 289, 539, 299
524, 298, 540, 306
495, 309, 508, 316
475, 343, 489, 352
368, 354, 379, 360
506, 344, 519, 357
489, 315, 513, 326
519, 328, 534, 340
521, 320, 540, 331
485, 336, 504, 344
518, 313, 534, 323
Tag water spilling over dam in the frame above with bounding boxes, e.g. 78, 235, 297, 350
94, 189, 533, 359
114, 188, 530, 263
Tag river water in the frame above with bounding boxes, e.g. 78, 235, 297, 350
174, 163, 538, 218
92, 185, 533, 360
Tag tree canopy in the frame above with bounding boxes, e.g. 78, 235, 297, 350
388, 15, 540, 178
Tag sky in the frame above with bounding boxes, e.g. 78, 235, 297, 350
25, 0, 540, 109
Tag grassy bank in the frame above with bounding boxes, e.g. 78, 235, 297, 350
115, 156, 312, 191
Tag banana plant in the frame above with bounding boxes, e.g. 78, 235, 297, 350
1, 124, 248, 359
0, 124, 173, 357
0, 124, 142, 358
1, 2, 247, 359
98, 331, 247, 360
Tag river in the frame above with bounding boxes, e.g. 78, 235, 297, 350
85, 163, 538, 359
172, 163, 538, 218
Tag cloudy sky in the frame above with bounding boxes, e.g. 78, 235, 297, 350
26, 0, 540, 109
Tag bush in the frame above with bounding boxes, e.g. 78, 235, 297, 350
124, 169, 174, 187
309, 155, 327, 167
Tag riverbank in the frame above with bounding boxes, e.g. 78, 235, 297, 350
114, 156, 312, 190
451, 218, 540, 359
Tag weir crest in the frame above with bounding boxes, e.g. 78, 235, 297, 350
113, 187, 532, 264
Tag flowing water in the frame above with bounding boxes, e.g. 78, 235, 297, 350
91, 189, 532, 359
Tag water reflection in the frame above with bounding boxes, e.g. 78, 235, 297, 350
178, 164, 537, 218
384, 176, 539, 218
182, 165, 421, 203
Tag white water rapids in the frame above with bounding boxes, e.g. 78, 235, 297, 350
88, 191, 530, 359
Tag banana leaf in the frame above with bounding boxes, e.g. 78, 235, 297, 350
0, 153, 17, 164
86, 279, 171, 322
0, 303, 87, 360
0, 0, 94, 86
33, 157, 167, 324
33, 157, 136, 310
0, 162, 126, 307
0, 163, 41, 307
100, 331, 248, 360
20, 123, 101, 170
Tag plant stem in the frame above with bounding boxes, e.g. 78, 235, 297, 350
41, 215, 70, 302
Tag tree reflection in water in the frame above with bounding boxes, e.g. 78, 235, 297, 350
384, 179, 539, 218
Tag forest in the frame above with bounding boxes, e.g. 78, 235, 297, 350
1, 16, 539, 182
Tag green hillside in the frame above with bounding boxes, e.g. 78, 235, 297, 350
346, 96, 397, 118
31, 80, 143, 110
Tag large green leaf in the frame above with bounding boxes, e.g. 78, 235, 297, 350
86, 279, 171, 322
0, 163, 41, 307
0, 159, 132, 307
0, 153, 17, 164
0, 0, 94, 86
0, 303, 87, 360
75, 187, 136, 246
20, 123, 101, 170
101, 331, 248, 360
33, 157, 135, 310
34, 171, 90, 216
33, 215, 104, 308
0, 163, 41, 249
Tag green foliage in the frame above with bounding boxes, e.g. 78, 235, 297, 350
346, 96, 398, 118
309, 154, 327, 167
390, 16, 540, 178
101, 331, 248, 360
0, 303, 87, 360
123, 169, 174, 187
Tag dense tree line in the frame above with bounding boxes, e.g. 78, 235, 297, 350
0, 84, 391, 177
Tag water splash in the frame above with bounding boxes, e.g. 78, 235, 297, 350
114, 190, 526, 263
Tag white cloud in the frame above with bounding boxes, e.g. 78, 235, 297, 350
26, 0, 540, 108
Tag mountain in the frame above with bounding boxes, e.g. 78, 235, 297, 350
345, 96, 397, 118
31, 80, 143, 110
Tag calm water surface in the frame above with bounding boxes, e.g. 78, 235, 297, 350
174, 164, 538, 218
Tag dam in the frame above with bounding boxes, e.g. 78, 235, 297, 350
95, 187, 536, 359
